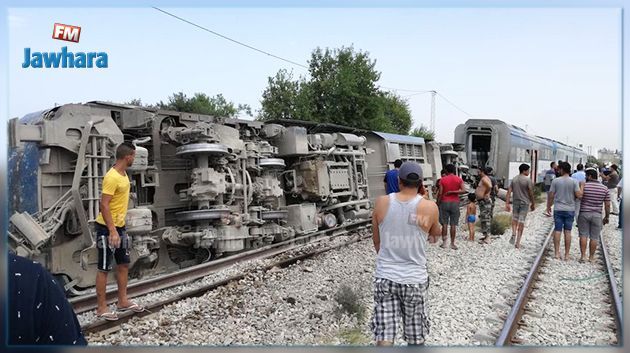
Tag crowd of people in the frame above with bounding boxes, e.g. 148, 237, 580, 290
7, 153, 622, 347
373, 159, 622, 345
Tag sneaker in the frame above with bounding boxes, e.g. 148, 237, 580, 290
509, 236, 515, 245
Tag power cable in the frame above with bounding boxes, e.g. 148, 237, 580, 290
153, 7, 308, 69
152, 7, 476, 119
436, 92, 472, 117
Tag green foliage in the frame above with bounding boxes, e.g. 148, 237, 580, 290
587, 155, 601, 166
533, 184, 544, 204
340, 328, 370, 345
158, 92, 252, 117
334, 284, 366, 321
491, 214, 512, 235
410, 124, 435, 141
125, 98, 145, 107
260, 46, 413, 134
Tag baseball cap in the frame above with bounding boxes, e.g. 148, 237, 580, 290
399, 162, 423, 182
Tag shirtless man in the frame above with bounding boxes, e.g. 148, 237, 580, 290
476, 167, 493, 244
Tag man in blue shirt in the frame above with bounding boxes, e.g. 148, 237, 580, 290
383, 159, 403, 194
571, 163, 586, 220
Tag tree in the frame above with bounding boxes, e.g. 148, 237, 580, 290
380, 92, 413, 135
260, 46, 413, 134
410, 125, 435, 141
125, 98, 145, 107
259, 69, 304, 120
587, 155, 601, 166
158, 92, 252, 117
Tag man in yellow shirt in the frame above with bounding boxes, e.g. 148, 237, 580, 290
95, 142, 143, 320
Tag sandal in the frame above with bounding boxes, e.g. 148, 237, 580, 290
117, 302, 145, 313
97, 311, 119, 321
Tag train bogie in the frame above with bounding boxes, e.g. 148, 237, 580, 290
7, 103, 372, 291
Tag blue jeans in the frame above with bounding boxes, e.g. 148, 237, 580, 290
553, 210, 575, 231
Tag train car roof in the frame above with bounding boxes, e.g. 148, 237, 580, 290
465, 119, 584, 152
371, 131, 425, 145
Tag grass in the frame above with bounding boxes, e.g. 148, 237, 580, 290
476, 213, 511, 235
333, 285, 371, 345
334, 285, 366, 321
340, 328, 371, 345
491, 214, 511, 235
533, 184, 545, 204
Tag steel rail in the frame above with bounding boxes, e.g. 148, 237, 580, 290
82, 227, 370, 335
495, 228, 553, 345
71, 219, 370, 314
497, 225, 623, 346
600, 232, 623, 344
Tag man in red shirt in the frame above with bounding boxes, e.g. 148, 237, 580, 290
437, 164, 467, 249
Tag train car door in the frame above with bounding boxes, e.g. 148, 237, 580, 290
530, 149, 538, 183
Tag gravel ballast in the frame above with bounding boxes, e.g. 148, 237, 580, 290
513, 214, 621, 346
85, 201, 622, 346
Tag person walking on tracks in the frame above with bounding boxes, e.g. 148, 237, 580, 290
543, 162, 557, 217
95, 142, 145, 321
571, 163, 587, 222
505, 164, 536, 249
577, 168, 611, 263
601, 164, 620, 215
371, 162, 441, 346
436, 164, 466, 250
384, 159, 403, 195
546, 162, 582, 261
476, 167, 493, 244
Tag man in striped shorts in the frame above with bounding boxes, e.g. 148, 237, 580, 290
371, 162, 441, 346
578, 168, 611, 263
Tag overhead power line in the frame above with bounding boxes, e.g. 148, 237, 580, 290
380, 86, 433, 93
153, 7, 308, 69
436, 92, 471, 117
152, 7, 474, 121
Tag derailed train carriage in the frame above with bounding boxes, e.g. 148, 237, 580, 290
454, 119, 587, 188
7, 102, 371, 291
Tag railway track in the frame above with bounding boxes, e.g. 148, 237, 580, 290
71, 219, 370, 314
496, 227, 623, 346
80, 220, 371, 335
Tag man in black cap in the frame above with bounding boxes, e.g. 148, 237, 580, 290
371, 162, 441, 346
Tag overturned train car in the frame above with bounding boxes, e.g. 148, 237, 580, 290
8, 102, 371, 291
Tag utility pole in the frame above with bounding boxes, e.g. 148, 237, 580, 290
430, 90, 436, 133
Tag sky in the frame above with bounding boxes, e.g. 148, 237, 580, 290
8, 7, 621, 154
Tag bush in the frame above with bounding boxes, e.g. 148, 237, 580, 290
340, 327, 370, 345
533, 184, 545, 204
491, 214, 512, 235
334, 285, 366, 320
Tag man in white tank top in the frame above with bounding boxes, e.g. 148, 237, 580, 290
370, 162, 441, 346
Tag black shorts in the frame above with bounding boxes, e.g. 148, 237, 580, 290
95, 223, 130, 272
